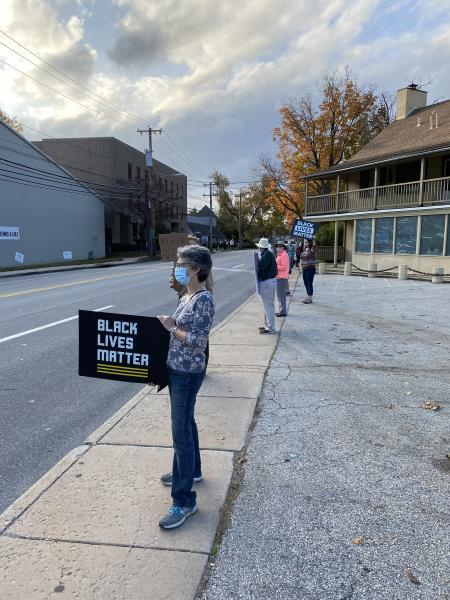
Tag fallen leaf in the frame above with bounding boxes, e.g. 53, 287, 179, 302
352, 536, 364, 545
384, 404, 393, 410
404, 391, 412, 396
404, 569, 420, 585
420, 401, 441, 411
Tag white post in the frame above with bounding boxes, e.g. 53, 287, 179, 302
398, 264, 408, 280
344, 262, 352, 276
432, 267, 444, 283
333, 221, 338, 267
319, 262, 326, 275
368, 263, 377, 278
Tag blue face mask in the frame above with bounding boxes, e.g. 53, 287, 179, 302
174, 266, 190, 286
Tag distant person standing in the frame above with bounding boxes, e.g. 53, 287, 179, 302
229, 238, 235, 250
256, 238, 277, 334
300, 239, 316, 304
275, 241, 289, 317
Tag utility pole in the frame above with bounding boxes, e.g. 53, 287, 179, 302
234, 190, 243, 249
203, 181, 218, 250
137, 127, 162, 257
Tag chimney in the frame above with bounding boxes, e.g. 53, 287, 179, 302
396, 84, 427, 120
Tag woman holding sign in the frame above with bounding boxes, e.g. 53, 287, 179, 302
300, 239, 316, 304
157, 245, 214, 529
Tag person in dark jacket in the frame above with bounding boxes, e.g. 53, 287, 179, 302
256, 237, 277, 334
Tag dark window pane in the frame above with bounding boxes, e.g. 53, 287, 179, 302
127, 162, 132, 179
396, 217, 417, 254
420, 215, 445, 255
374, 218, 394, 253
355, 219, 372, 252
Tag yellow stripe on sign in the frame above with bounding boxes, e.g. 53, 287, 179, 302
97, 363, 148, 374
0, 267, 165, 300
97, 369, 147, 379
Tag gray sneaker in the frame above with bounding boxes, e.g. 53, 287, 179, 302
159, 504, 198, 529
160, 472, 202, 487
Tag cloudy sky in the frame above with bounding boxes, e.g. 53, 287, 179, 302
2, 0, 450, 207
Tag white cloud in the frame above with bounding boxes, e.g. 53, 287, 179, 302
1, 0, 450, 183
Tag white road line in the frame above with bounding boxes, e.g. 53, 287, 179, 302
232, 264, 246, 269
0, 305, 113, 344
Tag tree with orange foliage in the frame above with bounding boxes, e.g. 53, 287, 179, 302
261, 70, 394, 218
0, 108, 23, 133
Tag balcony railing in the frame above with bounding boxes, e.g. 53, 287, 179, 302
305, 176, 450, 216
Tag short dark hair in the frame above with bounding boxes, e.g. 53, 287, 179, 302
178, 245, 212, 282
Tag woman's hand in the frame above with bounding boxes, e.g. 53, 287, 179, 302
158, 315, 176, 331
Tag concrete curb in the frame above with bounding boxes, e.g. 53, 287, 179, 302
0, 258, 148, 279
0, 444, 90, 535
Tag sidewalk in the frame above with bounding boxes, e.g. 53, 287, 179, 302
202, 274, 450, 599
0, 272, 297, 599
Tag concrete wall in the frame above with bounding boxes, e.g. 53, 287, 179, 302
0, 123, 105, 268
344, 221, 354, 261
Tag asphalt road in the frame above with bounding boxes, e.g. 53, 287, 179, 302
0, 249, 257, 513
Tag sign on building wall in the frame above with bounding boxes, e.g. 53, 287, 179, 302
0, 226, 20, 240
63, 251, 73, 260
15, 252, 24, 263
290, 219, 317, 239
78, 310, 170, 389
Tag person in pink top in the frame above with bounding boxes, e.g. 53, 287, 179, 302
275, 241, 289, 317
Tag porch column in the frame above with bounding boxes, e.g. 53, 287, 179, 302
373, 167, 379, 210
333, 176, 340, 266
419, 157, 425, 206
333, 221, 339, 267
304, 179, 309, 215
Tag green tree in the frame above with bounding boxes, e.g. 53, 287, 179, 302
261, 69, 394, 218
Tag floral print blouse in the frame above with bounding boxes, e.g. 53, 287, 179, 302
167, 290, 215, 373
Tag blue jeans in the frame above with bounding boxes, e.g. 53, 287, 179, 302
302, 267, 315, 296
168, 367, 205, 508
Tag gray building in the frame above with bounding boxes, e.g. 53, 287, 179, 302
32, 137, 187, 252
0, 121, 105, 268
187, 205, 225, 246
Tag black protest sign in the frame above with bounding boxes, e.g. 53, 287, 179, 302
290, 219, 317, 239
78, 310, 169, 388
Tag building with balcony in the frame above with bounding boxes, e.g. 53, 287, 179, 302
303, 85, 450, 271
33, 137, 187, 252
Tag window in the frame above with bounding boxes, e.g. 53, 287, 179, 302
181, 185, 184, 197
355, 219, 372, 252
374, 218, 394, 253
395, 217, 417, 254
127, 162, 132, 180
420, 215, 445, 255
359, 169, 374, 189
136, 166, 141, 179
159, 177, 162, 190
165, 179, 168, 192
176, 183, 179, 196
171, 181, 174, 195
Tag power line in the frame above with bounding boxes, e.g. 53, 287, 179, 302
0, 30, 148, 127
0, 39, 142, 128
0, 56, 114, 121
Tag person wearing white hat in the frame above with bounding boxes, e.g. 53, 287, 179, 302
255, 237, 277, 334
